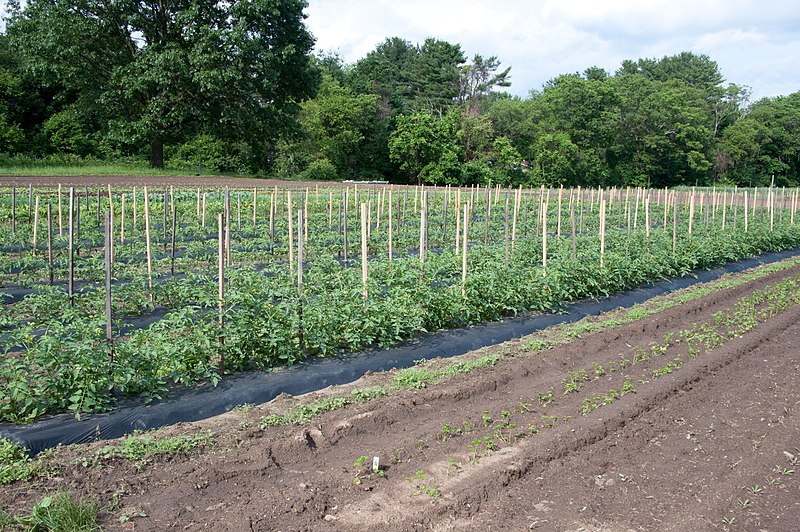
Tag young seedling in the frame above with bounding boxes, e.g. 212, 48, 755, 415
389, 447, 409, 465
405, 470, 440, 497
446, 458, 461, 477
737, 498, 752, 509
537, 389, 555, 407
745, 484, 763, 495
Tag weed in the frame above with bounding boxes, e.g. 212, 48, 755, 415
260, 397, 348, 427
93, 431, 214, 468
118, 507, 148, 524
21, 491, 100, 531
233, 403, 254, 414
351, 386, 387, 402
0, 437, 36, 484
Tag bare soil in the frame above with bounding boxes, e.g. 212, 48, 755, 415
3, 262, 800, 531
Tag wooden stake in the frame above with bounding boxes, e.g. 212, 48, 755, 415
143, 186, 153, 303
109, 195, 115, 265
542, 201, 548, 276
104, 209, 113, 366
672, 192, 679, 254
361, 202, 368, 302
218, 212, 225, 375
171, 203, 177, 276
599, 199, 606, 269
253, 187, 258, 226
512, 186, 520, 251
68, 187, 74, 305
570, 195, 577, 259
288, 191, 294, 274
504, 194, 510, 270
32, 196, 39, 251
133, 187, 137, 233
58, 183, 63, 235
297, 208, 304, 348
225, 188, 231, 266
556, 186, 563, 240
343, 188, 349, 264
121, 193, 126, 244
744, 190, 749, 232
419, 191, 427, 275
201, 188, 207, 229
462, 202, 469, 296
388, 189, 393, 266
455, 190, 461, 255
47, 203, 53, 285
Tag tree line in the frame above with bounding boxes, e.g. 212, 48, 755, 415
1, 1, 798, 187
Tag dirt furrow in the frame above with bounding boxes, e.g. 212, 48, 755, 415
100, 262, 800, 531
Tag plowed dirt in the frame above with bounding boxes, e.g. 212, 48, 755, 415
2, 260, 800, 531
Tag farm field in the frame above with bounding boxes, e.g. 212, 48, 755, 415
1, 253, 799, 530
2, 176, 800, 431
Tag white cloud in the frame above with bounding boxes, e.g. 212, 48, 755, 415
305, 0, 800, 100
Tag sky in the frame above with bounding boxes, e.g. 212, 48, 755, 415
305, 0, 800, 102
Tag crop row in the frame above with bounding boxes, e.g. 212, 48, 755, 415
1, 184, 799, 423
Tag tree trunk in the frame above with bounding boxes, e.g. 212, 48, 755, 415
150, 136, 164, 169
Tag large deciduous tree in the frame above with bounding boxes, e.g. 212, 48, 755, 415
389, 109, 461, 184
5, 0, 318, 168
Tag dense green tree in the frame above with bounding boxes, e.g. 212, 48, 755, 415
488, 136, 524, 185
349, 37, 417, 117
485, 95, 535, 158
530, 74, 619, 185
0, 32, 25, 154
410, 38, 465, 113
6, 0, 318, 168
617, 51, 723, 91
274, 72, 380, 180
610, 75, 713, 187
389, 109, 461, 184
719, 93, 800, 186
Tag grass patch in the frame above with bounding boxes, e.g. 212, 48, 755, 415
0, 437, 36, 484
0, 156, 249, 177
393, 354, 502, 389
351, 386, 388, 402
524, 255, 800, 352
22, 491, 99, 531
260, 397, 349, 427
93, 431, 214, 466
